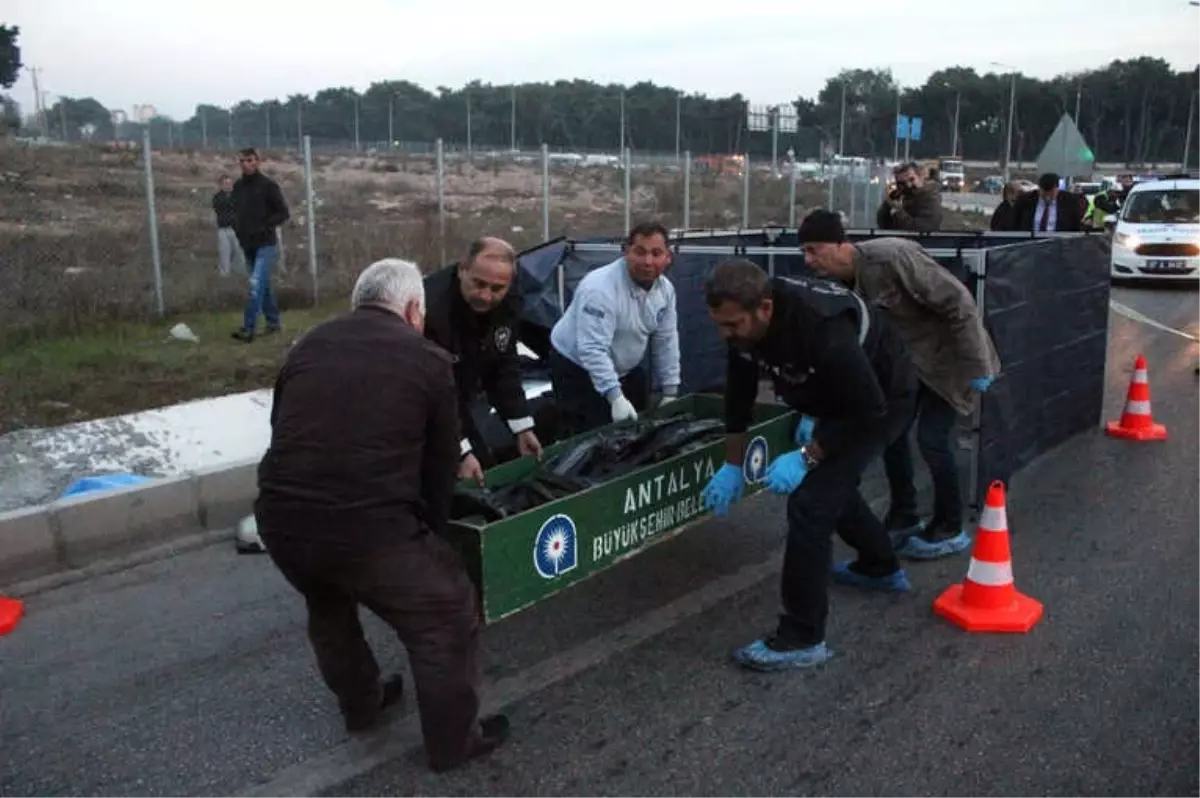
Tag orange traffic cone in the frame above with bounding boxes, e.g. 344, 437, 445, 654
1106, 354, 1167, 441
934, 481, 1043, 634
0, 596, 24, 635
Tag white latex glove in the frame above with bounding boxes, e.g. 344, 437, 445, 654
658, 395, 677, 408
610, 393, 638, 423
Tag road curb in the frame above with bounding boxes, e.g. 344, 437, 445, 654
0, 457, 259, 590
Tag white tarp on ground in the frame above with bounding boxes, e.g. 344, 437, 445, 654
0, 342, 549, 513
0, 389, 274, 513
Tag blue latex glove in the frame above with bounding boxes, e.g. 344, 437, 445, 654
793, 415, 816, 446
970, 375, 995, 393
701, 463, 744, 516
763, 450, 809, 495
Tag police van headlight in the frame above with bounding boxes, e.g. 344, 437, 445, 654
1112, 232, 1139, 250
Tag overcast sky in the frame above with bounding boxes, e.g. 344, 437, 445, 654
7, 0, 1199, 119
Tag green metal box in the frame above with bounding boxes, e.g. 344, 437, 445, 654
451, 394, 796, 623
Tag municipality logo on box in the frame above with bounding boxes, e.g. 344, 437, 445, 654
743, 435, 769, 484
533, 513, 579, 579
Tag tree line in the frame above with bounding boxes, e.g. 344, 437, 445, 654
13, 44, 1200, 165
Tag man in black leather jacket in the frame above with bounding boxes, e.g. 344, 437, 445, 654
423, 237, 542, 483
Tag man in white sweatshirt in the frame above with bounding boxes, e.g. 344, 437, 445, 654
548, 222, 682, 436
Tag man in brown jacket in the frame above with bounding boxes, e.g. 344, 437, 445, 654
876, 162, 944, 232
254, 258, 509, 771
798, 210, 1001, 560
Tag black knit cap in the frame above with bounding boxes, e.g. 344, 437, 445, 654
796, 208, 846, 244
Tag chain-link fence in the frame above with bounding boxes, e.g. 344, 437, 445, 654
0, 134, 904, 343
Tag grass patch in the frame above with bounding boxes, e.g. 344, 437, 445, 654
0, 300, 347, 433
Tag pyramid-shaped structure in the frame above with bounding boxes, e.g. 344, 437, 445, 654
1036, 113, 1095, 178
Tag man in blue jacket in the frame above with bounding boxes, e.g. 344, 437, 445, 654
700, 259, 917, 672
548, 222, 681, 436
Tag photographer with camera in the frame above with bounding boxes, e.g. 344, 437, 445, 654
876, 162, 943, 232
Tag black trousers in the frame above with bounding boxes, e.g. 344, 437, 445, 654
259, 519, 483, 769
776, 390, 916, 646
547, 347, 648, 438
881, 381, 963, 528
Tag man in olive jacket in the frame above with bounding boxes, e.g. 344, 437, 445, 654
798, 210, 1001, 560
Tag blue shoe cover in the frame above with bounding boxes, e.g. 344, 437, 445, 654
830, 561, 912, 592
732, 639, 833, 672
888, 519, 926, 551
896, 530, 972, 561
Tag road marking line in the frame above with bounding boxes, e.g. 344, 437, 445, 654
237, 551, 783, 797
1110, 300, 1199, 342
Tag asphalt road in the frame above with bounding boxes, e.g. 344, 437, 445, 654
1, 285, 1196, 797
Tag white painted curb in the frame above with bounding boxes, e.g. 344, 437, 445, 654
0, 457, 260, 587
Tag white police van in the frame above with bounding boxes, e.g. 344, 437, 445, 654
1109, 176, 1200, 282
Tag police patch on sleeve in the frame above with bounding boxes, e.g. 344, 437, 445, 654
493, 325, 512, 352
582, 304, 607, 319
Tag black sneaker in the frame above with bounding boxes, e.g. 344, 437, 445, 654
344, 674, 405, 734
429, 714, 511, 772
231, 328, 255, 343
262, 325, 282, 336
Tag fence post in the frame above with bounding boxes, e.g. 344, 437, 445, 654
683, 150, 691, 230
541, 143, 550, 241
623, 147, 632, 235
140, 129, 165, 317
741, 153, 750, 229
303, 134, 319, 305
436, 137, 446, 266
849, 178, 857, 228
788, 163, 797, 227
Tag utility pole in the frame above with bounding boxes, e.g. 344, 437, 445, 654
1004, 72, 1016, 181
892, 89, 901, 163
1074, 83, 1082, 123
29, 67, 45, 134
1184, 90, 1196, 170
59, 100, 68, 141
951, 91, 961, 157
200, 109, 208, 148
353, 94, 360, 152
509, 85, 516, 151
265, 104, 271, 149
619, 89, 626, 154
388, 95, 394, 148
674, 92, 681, 163
296, 101, 303, 148
838, 82, 846, 156
466, 91, 473, 157
227, 108, 234, 148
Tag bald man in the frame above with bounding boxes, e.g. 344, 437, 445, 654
423, 237, 543, 484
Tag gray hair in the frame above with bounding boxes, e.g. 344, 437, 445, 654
351, 258, 425, 315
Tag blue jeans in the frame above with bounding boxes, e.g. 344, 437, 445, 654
242, 244, 281, 332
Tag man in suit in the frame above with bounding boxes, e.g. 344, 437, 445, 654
254, 258, 509, 772
1011, 172, 1084, 232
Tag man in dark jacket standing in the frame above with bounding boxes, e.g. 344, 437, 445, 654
799, 210, 1001, 560
876, 162, 943, 231
423, 237, 542, 484
231, 148, 290, 342
700, 260, 917, 672
254, 258, 509, 772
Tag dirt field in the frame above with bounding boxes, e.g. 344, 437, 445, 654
0, 140, 985, 431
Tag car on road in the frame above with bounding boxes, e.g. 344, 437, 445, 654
1109, 176, 1200, 281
